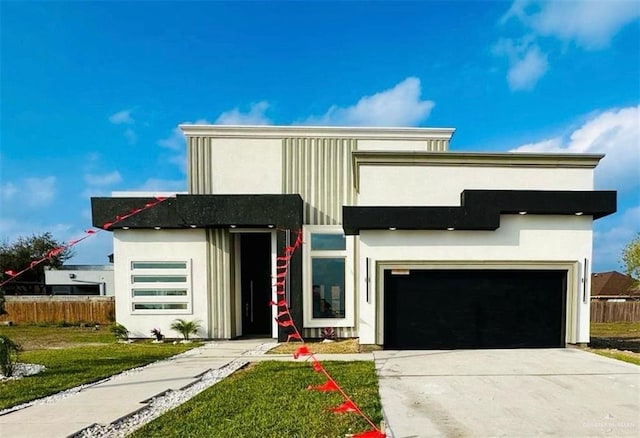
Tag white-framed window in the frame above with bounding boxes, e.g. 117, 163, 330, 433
129, 259, 192, 314
303, 226, 354, 328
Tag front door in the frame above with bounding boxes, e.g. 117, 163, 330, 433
240, 233, 272, 336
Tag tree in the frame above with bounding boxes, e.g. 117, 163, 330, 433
0, 232, 74, 284
621, 233, 640, 280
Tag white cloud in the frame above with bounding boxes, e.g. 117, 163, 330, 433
158, 126, 187, 151
108, 109, 134, 125
504, 0, 640, 50
23, 176, 56, 207
593, 205, 640, 272
493, 38, 549, 91
159, 119, 210, 151
0, 217, 73, 248
510, 105, 640, 192
496, 1, 639, 90
84, 171, 122, 186
81, 188, 111, 199
215, 101, 272, 125
304, 77, 434, 126
158, 119, 210, 174
133, 178, 186, 193
0, 182, 17, 201
506, 45, 548, 91
124, 128, 137, 145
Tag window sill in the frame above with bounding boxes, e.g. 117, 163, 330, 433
304, 317, 354, 328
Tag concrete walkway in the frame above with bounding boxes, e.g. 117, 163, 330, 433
375, 348, 640, 438
0, 340, 373, 438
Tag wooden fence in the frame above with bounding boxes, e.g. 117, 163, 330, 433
0, 296, 115, 325
590, 300, 640, 323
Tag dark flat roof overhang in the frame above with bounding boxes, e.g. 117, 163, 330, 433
342, 190, 616, 235
91, 194, 304, 230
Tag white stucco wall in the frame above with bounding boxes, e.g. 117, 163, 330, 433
209, 138, 282, 194
113, 229, 209, 339
357, 139, 446, 151
358, 165, 594, 206
356, 215, 593, 345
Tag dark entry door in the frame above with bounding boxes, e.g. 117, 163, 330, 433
384, 269, 567, 349
240, 233, 272, 336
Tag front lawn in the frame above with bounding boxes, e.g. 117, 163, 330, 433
0, 325, 196, 410
589, 321, 640, 366
0, 324, 114, 350
590, 321, 640, 339
131, 361, 383, 438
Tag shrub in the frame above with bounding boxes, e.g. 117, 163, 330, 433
0, 335, 21, 377
170, 319, 201, 341
321, 327, 336, 340
150, 328, 164, 341
110, 322, 130, 341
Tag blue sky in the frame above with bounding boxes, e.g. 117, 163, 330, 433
1, 0, 638, 272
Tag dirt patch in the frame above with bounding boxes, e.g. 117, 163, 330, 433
268, 338, 360, 354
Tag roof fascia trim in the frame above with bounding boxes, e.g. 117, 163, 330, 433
179, 124, 456, 140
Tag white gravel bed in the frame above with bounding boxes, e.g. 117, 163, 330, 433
243, 342, 278, 355
72, 342, 274, 438
0, 363, 46, 381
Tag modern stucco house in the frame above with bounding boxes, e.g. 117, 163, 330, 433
92, 125, 616, 348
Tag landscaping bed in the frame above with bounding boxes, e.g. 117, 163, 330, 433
268, 338, 361, 354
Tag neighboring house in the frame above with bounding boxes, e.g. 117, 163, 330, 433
591, 271, 640, 301
91, 125, 616, 349
45, 265, 115, 296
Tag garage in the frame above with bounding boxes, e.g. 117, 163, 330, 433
383, 269, 567, 349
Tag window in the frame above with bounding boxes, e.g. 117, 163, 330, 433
132, 289, 187, 297
131, 275, 187, 283
133, 303, 188, 310
304, 226, 353, 327
49, 285, 100, 295
129, 260, 191, 314
312, 258, 346, 317
131, 261, 187, 269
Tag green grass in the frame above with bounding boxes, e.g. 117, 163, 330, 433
588, 321, 640, 366
590, 349, 640, 366
590, 322, 640, 338
131, 361, 383, 438
0, 325, 197, 410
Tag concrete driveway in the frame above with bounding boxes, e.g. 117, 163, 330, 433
374, 348, 639, 437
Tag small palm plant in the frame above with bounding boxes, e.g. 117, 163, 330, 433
150, 328, 164, 342
0, 335, 21, 377
110, 322, 130, 341
170, 319, 201, 341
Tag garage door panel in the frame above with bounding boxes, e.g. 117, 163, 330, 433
383, 269, 566, 349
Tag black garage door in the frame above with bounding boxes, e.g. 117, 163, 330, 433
384, 269, 567, 349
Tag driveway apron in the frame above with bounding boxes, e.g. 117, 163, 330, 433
374, 348, 639, 437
